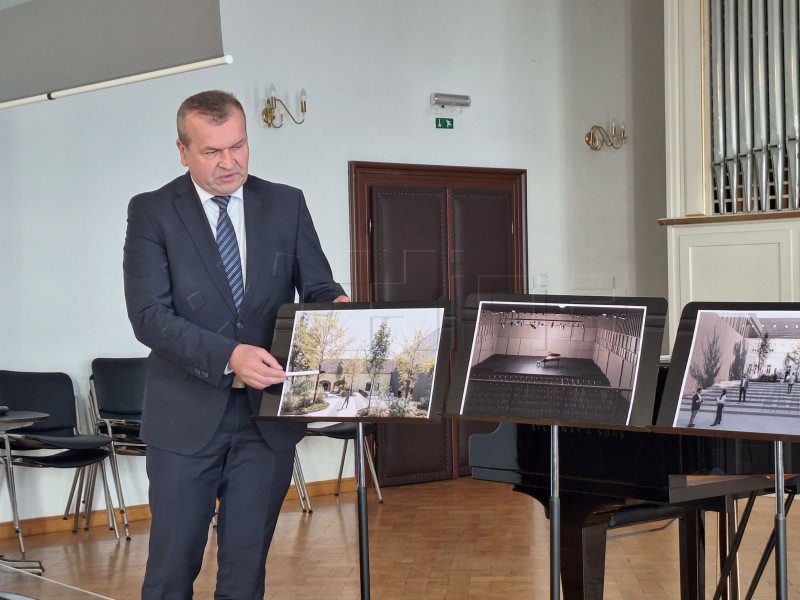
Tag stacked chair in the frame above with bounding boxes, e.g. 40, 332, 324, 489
88, 357, 147, 541
0, 370, 116, 554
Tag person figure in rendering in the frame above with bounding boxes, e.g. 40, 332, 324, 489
711, 388, 727, 426
688, 387, 703, 427
738, 374, 748, 402
123, 90, 348, 599
788, 372, 796, 394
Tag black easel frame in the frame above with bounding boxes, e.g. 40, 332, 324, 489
355, 422, 371, 599
550, 424, 560, 600
773, 441, 788, 600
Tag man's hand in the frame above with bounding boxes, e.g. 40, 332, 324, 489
333, 295, 350, 303
229, 344, 286, 390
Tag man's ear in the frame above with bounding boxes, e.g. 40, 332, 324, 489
177, 139, 189, 167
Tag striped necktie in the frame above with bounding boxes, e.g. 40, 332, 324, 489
211, 196, 244, 312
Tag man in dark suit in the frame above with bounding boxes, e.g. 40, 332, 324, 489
123, 90, 347, 599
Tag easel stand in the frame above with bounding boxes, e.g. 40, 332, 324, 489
550, 424, 561, 600
356, 421, 371, 600
773, 441, 788, 600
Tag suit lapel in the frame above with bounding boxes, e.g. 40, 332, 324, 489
172, 174, 238, 314
242, 177, 271, 311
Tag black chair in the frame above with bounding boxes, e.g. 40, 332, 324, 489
308, 422, 382, 502
90, 358, 317, 528
89, 357, 147, 540
0, 370, 116, 553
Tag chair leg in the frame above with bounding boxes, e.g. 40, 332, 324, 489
63, 469, 82, 520
72, 467, 86, 533
96, 460, 120, 540
105, 444, 131, 539
68, 464, 121, 541
335, 440, 348, 496
1, 438, 25, 554
84, 464, 98, 529
364, 443, 383, 503
293, 451, 313, 513
99, 463, 118, 531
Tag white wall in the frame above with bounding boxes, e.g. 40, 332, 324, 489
0, 0, 666, 520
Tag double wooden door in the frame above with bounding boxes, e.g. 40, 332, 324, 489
348, 161, 527, 485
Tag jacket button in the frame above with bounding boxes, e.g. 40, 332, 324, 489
236, 322, 244, 330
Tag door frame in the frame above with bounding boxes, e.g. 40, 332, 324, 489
348, 161, 528, 302
348, 161, 528, 481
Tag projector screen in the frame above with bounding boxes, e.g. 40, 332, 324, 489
0, 0, 224, 105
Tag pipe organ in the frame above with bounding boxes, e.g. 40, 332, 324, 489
710, 0, 800, 214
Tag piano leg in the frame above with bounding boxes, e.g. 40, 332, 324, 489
560, 519, 608, 600
679, 509, 705, 600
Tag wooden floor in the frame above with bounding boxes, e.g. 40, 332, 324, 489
0, 477, 798, 599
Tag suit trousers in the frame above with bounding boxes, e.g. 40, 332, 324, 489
142, 388, 296, 600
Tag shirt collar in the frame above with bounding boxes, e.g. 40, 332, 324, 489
190, 178, 244, 204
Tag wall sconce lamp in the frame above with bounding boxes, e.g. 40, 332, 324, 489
585, 120, 626, 150
261, 84, 306, 128
430, 93, 471, 107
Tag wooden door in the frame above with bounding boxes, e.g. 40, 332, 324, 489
349, 161, 527, 485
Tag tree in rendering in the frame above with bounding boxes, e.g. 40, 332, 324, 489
756, 331, 774, 375
293, 312, 354, 407
394, 327, 436, 402
365, 318, 391, 408
689, 327, 722, 389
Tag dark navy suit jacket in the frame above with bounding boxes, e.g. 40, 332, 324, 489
123, 172, 345, 455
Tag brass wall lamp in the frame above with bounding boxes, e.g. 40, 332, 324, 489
261, 84, 306, 128
585, 120, 626, 150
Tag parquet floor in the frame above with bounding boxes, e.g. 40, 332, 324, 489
0, 477, 797, 599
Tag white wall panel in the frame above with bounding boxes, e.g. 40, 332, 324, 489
668, 221, 800, 344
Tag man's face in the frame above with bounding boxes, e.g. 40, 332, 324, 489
177, 108, 249, 196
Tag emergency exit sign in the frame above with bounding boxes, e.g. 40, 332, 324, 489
435, 117, 454, 129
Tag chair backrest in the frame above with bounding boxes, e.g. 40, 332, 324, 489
90, 358, 146, 419
0, 370, 78, 435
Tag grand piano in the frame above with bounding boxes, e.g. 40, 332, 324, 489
458, 297, 800, 599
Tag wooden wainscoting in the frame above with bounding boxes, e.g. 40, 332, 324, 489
0, 477, 356, 541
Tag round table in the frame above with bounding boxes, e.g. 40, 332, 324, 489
0, 412, 48, 432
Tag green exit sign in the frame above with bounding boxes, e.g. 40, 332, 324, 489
435, 118, 454, 129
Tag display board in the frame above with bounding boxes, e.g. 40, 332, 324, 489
656, 301, 800, 441
260, 301, 452, 422
446, 294, 667, 428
